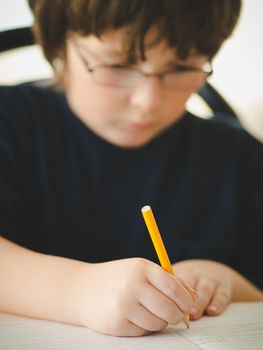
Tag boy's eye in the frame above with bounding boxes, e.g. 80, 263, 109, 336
108, 63, 133, 70
173, 64, 197, 72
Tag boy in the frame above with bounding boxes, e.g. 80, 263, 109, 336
0, 0, 262, 337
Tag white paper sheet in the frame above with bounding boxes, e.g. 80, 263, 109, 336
0, 302, 262, 350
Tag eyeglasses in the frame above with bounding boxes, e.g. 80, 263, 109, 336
73, 42, 213, 90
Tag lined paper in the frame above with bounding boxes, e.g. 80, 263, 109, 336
0, 303, 262, 350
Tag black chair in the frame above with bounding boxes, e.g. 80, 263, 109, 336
198, 80, 241, 128
0, 27, 34, 53
0, 26, 242, 128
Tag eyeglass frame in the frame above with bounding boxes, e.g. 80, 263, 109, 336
72, 41, 213, 89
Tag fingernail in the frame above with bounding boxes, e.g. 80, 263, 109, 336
190, 308, 199, 318
208, 305, 218, 313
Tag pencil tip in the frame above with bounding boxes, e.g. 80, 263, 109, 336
183, 314, 190, 329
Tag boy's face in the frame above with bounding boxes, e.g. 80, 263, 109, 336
64, 29, 208, 148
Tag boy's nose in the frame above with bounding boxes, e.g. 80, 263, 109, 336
129, 77, 164, 113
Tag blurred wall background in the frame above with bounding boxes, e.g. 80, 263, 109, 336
0, 0, 262, 140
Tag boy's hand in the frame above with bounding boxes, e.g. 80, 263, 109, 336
173, 259, 234, 320
71, 258, 197, 336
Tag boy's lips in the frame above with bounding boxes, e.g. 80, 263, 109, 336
129, 121, 152, 131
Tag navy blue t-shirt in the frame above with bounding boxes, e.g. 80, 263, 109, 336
0, 84, 262, 289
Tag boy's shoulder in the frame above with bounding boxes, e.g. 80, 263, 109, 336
0, 82, 60, 109
184, 111, 262, 152
0, 82, 63, 128
0, 83, 69, 153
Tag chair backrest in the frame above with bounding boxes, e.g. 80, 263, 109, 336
198, 82, 241, 128
0, 26, 242, 128
0, 27, 34, 53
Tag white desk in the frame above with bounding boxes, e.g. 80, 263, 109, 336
0, 302, 263, 350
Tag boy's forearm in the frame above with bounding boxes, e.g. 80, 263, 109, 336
0, 236, 86, 324
231, 269, 263, 302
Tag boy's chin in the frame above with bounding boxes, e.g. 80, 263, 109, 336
109, 136, 154, 149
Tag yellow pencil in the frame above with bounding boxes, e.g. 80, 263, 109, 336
141, 205, 189, 329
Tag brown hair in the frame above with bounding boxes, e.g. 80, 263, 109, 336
28, 0, 241, 66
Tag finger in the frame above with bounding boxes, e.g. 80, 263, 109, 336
138, 283, 185, 325
107, 318, 152, 337
176, 274, 199, 302
176, 271, 198, 290
146, 264, 194, 314
128, 302, 168, 332
191, 279, 215, 320
206, 284, 231, 316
